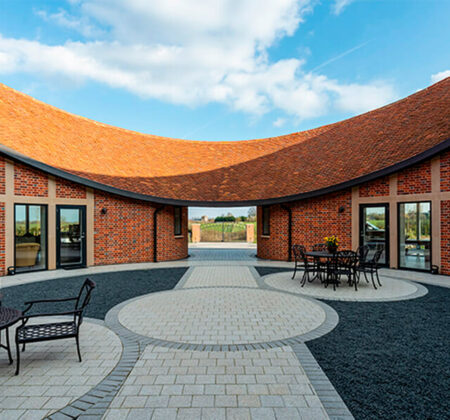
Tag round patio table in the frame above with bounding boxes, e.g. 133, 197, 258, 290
0, 306, 22, 364
305, 251, 339, 287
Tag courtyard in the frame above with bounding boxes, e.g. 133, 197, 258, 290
1, 243, 448, 420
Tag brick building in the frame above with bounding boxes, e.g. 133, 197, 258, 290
0, 78, 449, 275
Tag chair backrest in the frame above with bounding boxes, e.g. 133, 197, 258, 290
74, 279, 96, 324
292, 245, 306, 260
337, 250, 357, 268
313, 243, 327, 252
372, 247, 384, 265
356, 245, 369, 262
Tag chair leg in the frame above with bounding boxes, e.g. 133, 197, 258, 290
363, 271, 369, 283
370, 271, 377, 290
5, 328, 13, 365
15, 340, 20, 375
376, 270, 382, 287
301, 270, 308, 287
22, 343, 25, 352
292, 263, 297, 280
75, 335, 82, 363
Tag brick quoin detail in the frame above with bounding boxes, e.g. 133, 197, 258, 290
0, 157, 5, 195
14, 162, 48, 197
56, 178, 87, 199
257, 190, 352, 261
397, 160, 431, 195
440, 149, 450, 192
359, 176, 390, 197
0, 203, 5, 274
441, 200, 450, 275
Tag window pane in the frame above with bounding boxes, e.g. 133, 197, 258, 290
399, 202, 431, 271
59, 208, 82, 265
15, 204, 47, 272
362, 206, 387, 264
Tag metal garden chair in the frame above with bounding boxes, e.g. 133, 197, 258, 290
15, 279, 95, 375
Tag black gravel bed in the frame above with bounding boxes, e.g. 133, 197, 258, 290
255, 266, 292, 277
2, 267, 188, 320
307, 284, 450, 420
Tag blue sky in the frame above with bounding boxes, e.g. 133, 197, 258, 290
0, 0, 449, 219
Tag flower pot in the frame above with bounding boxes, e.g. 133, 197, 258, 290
327, 245, 338, 254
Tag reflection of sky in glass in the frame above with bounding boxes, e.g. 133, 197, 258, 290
61, 209, 79, 224
365, 207, 385, 218
29, 205, 42, 223
15, 204, 26, 222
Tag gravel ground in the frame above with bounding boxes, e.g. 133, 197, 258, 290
307, 284, 450, 420
2, 267, 188, 319
256, 266, 449, 419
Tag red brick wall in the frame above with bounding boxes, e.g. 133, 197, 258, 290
397, 160, 431, 195
94, 192, 188, 265
440, 149, 450, 192
0, 202, 5, 275
156, 206, 188, 262
359, 176, 390, 197
441, 200, 450, 275
257, 190, 352, 261
56, 178, 87, 199
0, 157, 5, 195
14, 163, 48, 197
257, 205, 289, 260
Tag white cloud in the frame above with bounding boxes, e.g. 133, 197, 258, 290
273, 117, 287, 127
332, 0, 355, 15
0, 0, 395, 122
36, 9, 104, 38
431, 70, 450, 84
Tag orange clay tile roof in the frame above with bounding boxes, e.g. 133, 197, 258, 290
0, 78, 449, 206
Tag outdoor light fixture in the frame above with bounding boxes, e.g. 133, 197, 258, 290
101, 208, 108, 214
338, 206, 345, 213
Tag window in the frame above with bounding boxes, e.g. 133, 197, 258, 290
174, 207, 182, 236
398, 202, 431, 271
15, 204, 47, 272
262, 206, 270, 236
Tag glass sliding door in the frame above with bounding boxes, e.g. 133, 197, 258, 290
56, 205, 86, 268
398, 202, 431, 271
14, 204, 47, 272
360, 204, 389, 265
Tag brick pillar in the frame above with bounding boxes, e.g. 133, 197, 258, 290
246, 224, 255, 243
191, 223, 201, 243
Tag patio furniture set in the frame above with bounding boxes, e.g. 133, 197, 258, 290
291, 243, 384, 291
0, 279, 95, 375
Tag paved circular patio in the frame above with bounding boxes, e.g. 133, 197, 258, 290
263, 271, 427, 301
118, 287, 326, 345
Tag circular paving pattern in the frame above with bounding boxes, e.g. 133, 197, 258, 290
118, 287, 326, 345
264, 272, 426, 301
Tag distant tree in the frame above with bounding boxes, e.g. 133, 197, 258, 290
215, 216, 235, 222
248, 207, 256, 219
240, 216, 248, 222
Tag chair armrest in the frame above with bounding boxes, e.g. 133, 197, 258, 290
20, 309, 82, 322
24, 297, 78, 305
23, 297, 78, 314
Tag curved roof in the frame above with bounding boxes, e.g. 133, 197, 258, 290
0, 78, 449, 206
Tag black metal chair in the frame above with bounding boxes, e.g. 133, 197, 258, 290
15, 279, 95, 375
292, 245, 306, 279
355, 245, 370, 285
336, 250, 358, 290
312, 243, 327, 282
355, 247, 384, 290
299, 250, 317, 287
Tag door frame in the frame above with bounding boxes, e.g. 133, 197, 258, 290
56, 205, 87, 269
397, 200, 432, 272
359, 203, 390, 267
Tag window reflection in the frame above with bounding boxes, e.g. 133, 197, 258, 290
15, 204, 47, 272
399, 202, 431, 271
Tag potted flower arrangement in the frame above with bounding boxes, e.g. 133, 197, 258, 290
324, 235, 339, 253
